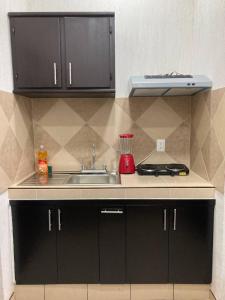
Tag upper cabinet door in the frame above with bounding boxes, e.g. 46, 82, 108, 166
11, 17, 62, 88
64, 17, 113, 89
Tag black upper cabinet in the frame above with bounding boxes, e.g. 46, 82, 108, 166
10, 17, 62, 89
65, 17, 112, 89
127, 205, 169, 283
169, 203, 214, 284
57, 204, 99, 283
11, 204, 57, 284
9, 13, 115, 98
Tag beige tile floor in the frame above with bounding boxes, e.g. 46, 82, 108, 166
13, 284, 215, 300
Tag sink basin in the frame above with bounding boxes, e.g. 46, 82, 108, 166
65, 173, 121, 185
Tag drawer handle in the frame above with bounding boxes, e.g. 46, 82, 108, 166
164, 209, 167, 231
53, 62, 57, 85
58, 209, 62, 231
101, 209, 123, 214
173, 209, 177, 231
69, 62, 72, 85
48, 209, 52, 232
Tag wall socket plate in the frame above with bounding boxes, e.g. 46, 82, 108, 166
156, 139, 165, 152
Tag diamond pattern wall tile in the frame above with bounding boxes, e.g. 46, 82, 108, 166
0, 167, 11, 193
191, 96, 211, 149
32, 98, 58, 121
191, 88, 225, 193
211, 159, 225, 194
65, 125, 109, 165
207, 88, 225, 118
0, 92, 16, 121
117, 97, 156, 121
0, 106, 9, 147
0, 127, 23, 181
166, 120, 190, 166
163, 96, 191, 120
49, 149, 80, 171
38, 100, 85, 146
212, 99, 225, 156
191, 151, 209, 181
15, 136, 35, 182
10, 99, 31, 150
88, 100, 133, 147
201, 127, 224, 181
113, 123, 155, 164
136, 98, 183, 139
33, 124, 61, 161
65, 98, 107, 121
32, 95, 191, 171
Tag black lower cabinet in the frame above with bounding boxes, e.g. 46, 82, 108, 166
57, 204, 99, 283
11, 200, 214, 285
99, 206, 126, 283
11, 204, 57, 284
127, 205, 169, 283
169, 202, 214, 283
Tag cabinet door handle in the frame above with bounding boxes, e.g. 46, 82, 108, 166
58, 209, 62, 231
173, 209, 177, 231
163, 209, 167, 231
53, 62, 57, 85
69, 62, 72, 85
48, 209, 52, 232
101, 209, 123, 214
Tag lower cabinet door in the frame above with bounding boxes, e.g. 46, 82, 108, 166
127, 205, 169, 283
57, 203, 99, 283
11, 204, 57, 284
99, 206, 126, 283
169, 202, 214, 283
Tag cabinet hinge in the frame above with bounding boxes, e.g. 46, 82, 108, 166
15, 73, 19, 80
109, 25, 113, 34
12, 27, 15, 35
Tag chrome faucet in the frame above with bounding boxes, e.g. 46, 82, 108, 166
91, 144, 96, 169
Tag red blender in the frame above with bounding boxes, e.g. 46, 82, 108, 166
119, 134, 135, 174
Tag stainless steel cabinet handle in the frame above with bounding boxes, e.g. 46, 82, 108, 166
69, 62, 72, 85
58, 209, 62, 231
101, 209, 123, 214
48, 209, 52, 232
164, 209, 167, 231
173, 209, 177, 231
53, 62, 57, 85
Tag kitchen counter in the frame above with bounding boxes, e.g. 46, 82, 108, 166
8, 171, 215, 200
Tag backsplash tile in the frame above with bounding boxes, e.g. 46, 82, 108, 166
0, 90, 35, 193
32, 97, 191, 171
191, 88, 225, 193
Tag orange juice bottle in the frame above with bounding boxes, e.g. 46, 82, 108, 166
37, 145, 48, 176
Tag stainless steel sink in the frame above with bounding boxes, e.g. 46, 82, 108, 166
65, 173, 121, 185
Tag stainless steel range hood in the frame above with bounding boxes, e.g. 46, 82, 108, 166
129, 75, 212, 97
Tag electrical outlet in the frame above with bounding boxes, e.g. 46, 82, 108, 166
156, 139, 165, 152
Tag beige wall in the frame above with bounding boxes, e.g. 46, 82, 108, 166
32, 97, 191, 171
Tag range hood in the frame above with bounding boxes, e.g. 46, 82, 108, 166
129, 74, 212, 97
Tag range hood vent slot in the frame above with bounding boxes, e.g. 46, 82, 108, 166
129, 74, 212, 97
